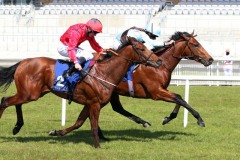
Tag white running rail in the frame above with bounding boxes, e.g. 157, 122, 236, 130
171, 75, 240, 127
61, 75, 240, 127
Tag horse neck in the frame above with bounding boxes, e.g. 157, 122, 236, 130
159, 44, 182, 73
97, 46, 136, 86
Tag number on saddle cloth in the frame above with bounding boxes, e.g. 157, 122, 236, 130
52, 60, 94, 92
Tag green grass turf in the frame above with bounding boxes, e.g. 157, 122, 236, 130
0, 85, 239, 160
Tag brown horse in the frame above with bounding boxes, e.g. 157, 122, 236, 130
106, 31, 214, 133
0, 37, 161, 148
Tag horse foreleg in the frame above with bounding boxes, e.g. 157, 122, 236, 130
162, 104, 180, 125
110, 93, 151, 127
152, 89, 205, 127
173, 94, 205, 127
89, 103, 101, 148
49, 105, 89, 136
13, 105, 24, 135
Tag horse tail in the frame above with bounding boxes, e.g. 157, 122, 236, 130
0, 62, 20, 92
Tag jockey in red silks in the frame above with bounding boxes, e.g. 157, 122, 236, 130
57, 18, 105, 76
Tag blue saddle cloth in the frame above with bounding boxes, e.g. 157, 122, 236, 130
122, 64, 136, 97
52, 60, 91, 92
122, 65, 135, 82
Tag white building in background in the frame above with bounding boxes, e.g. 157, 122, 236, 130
0, 1, 240, 60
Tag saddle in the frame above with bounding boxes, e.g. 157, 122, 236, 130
52, 59, 94, 104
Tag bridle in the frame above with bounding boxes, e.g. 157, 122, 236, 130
172, 34, 202, 61
131, 42, 157, 66
91, 41, 159, 88
108, 41, 158, 66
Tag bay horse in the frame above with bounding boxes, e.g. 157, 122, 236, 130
0, 37, 161, 148
105, 31, 214, 132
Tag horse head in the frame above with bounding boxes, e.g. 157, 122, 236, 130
171, 31, 214, 67
127, 37, 161, 67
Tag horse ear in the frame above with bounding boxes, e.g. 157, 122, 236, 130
190, 30, 194, 36
127, 36, 136, 44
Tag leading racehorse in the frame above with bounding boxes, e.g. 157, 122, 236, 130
0, 37, 161, 148
103, 31, 214, 135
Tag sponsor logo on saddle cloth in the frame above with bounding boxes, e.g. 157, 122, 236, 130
52, 60, 93, 92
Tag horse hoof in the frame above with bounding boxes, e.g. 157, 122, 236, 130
197, 121, 205, 127
12, 124, 23, 135
100, 136, 110, 141
12, 127, 20, 135
49, 130, 61, 136
143, 122, 151, 128
162, 117, 169, 125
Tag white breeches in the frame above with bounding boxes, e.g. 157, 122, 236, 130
112, 39, 121, 50
57, 42, 93, 61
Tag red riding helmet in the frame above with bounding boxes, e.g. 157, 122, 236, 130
86, 18, 102, 33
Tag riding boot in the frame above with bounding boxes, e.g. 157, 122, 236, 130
63, 64, 75, 79
67, 83, 73, 105
80, 66, 90, 79
63, 64, 75, 105
77, 57, 88, 81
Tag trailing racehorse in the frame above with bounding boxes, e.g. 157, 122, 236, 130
0, 37, 161, 148
106, 31, 214, 131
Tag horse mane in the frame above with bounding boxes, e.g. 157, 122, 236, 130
169, 31, 191, 41
153, 31, 191, 56
116, 40, 131, 52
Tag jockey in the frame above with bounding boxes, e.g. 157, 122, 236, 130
113, 26, 175, 50
57, 18, 105, 76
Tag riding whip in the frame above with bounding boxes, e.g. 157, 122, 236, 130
81, 70, 117, 87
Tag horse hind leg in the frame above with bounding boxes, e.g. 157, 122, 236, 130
0, 95, 26, 135
0, 89, 42, 134
13, 105, 24, 135
0, 97, 7, 118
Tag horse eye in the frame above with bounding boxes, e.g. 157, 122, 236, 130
141, 49, 145, 51
194, 44, 199, 48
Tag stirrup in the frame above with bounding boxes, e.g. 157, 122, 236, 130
63, 64, 75, 78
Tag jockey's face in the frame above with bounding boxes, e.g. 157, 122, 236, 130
87, 28, 98, 38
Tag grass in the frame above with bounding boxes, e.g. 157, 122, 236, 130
0, 85, 240, 160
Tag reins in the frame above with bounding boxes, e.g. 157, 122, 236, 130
107, 45, 154, 65
161, 34, 200, 72
85, 44, 154, 88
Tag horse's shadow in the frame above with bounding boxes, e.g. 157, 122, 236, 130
0, 129, 194, 146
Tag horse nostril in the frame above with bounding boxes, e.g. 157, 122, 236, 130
209, 58, 214, 63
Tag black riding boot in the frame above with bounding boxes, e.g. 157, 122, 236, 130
62, 64, 75, 104
64, 57, 86, 104
63, 64, 75, 79
67, 84, 73, 105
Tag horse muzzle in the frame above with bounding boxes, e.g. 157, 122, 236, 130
200, 57, 214, 67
